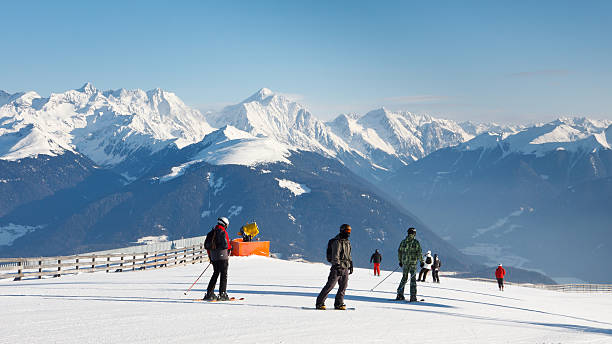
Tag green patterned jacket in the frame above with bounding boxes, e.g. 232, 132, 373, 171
398, 234, 423, 268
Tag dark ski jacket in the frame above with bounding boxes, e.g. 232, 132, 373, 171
370, 251, 382, 264
329, 233, 352, 270
432, 256, 441, 270
207, 224, 231, 261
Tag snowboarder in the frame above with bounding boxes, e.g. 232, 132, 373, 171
316, 224, 353, 310
418, 250, 433, 282
495, 264, 506, 291
370, 249, 382, 276
432, 253, 441, 283
203, 217, 232, 301
396, 227, 422, 302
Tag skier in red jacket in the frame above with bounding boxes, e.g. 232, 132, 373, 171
495, 264, 506, 291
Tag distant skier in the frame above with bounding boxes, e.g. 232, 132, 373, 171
418, 250, 433, 282
495, 264, 506, 291
203, 217, 232, 301
316, 224, 353, 310
370, 249, 382, 276
432, 254, 441, 283
396, 227, 422, 302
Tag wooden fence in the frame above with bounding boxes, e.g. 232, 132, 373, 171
464, 277, 612, 293
0, 244, 207, 281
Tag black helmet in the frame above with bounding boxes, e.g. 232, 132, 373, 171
407, 227, 416, 235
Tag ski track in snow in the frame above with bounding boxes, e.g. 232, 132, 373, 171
1, 256, 611, 344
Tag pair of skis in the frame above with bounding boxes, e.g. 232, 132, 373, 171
193, 297, 245, 302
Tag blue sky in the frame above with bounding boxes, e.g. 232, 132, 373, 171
1, 1, 610, 123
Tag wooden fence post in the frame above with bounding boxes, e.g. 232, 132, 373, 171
92, 256, 95, 272
55, 259, 61, 278
143, 253, 147, 270
14, 260, 22, 281
76, 258, 79, 272
106, 257, 110, 273
38, 260, 42, 279
133, 255, 136, 271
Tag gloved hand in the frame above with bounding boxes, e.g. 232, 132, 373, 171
227, 249, 231, 255
399, 262, 403, 268
349, 261, 354, 275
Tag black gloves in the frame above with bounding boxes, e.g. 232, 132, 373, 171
349, 261, 354, 275
399, 262, 403, 268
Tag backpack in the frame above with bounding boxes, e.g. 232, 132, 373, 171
326, 238, 336, 263
426, 256, 432, 264
204, 227, 217, 250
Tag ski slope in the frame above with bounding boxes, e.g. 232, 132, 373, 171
1, 256, 611, 343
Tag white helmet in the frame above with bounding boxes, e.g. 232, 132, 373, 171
217, 217, 229, 227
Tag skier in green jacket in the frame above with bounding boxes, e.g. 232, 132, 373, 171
396, 227, 423, 302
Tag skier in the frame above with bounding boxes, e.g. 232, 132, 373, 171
432, 253, 441, 283
396, 227, 422, 302
495, 264, 506, 291
418, 250, 433, 282
203, 217, 232, 301
370, 249, 382, 276
316, 224, 353, 310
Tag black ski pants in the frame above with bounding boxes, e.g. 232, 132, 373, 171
497, 277, 504, 290
432, 269, 440, 283
206, 259, 228, 295
418, 268, 430, 281
316, 266, 349, 307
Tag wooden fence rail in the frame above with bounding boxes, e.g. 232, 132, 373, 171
463, 277, 612, 293
0, 244, 207, 281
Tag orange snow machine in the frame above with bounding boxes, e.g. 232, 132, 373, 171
230, 222, 269, 257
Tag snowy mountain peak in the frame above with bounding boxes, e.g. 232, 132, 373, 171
243, 87, 275, 103
0, 84, 214, 167
77, 82, 97, 94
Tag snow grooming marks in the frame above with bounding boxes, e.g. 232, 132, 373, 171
275, 178, 311, 196
2, 256, 612, 343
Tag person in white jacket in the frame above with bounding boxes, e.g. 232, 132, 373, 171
418, 251, 433, 282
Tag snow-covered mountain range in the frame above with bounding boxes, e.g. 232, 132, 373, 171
1, 84, 611, 282
0, 83, 213, 167
0, 84, 515, 182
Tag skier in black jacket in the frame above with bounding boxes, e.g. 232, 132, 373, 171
203, 217, 232, 301
316, 224, 353, 310
432, 254, 441, 283
370, 249, 382, 276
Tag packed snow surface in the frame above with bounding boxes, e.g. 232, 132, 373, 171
1, 256, 611, 343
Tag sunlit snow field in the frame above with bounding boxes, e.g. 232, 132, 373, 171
1, 256, 611, 343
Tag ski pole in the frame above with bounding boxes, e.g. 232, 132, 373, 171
184, 262, 211, 295
370, 266, 401, 292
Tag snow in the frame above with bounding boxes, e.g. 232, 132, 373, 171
0, 223, 44, 246
192, 126, 292, 166
1, 256, 610, 343
0, 84, 214, 165
275, 178, 311, 196
159, 160, 202, 182
136, 235, 168, 244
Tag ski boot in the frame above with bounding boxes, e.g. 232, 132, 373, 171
395, 294, 405, 301
315, 304, 326, 310
203, 292, 218, 301
334, 304, 347, 310
218, 292, 230, 301
409, 297, 418, 302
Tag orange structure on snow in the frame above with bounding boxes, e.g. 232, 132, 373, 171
230, 238, 270, 257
